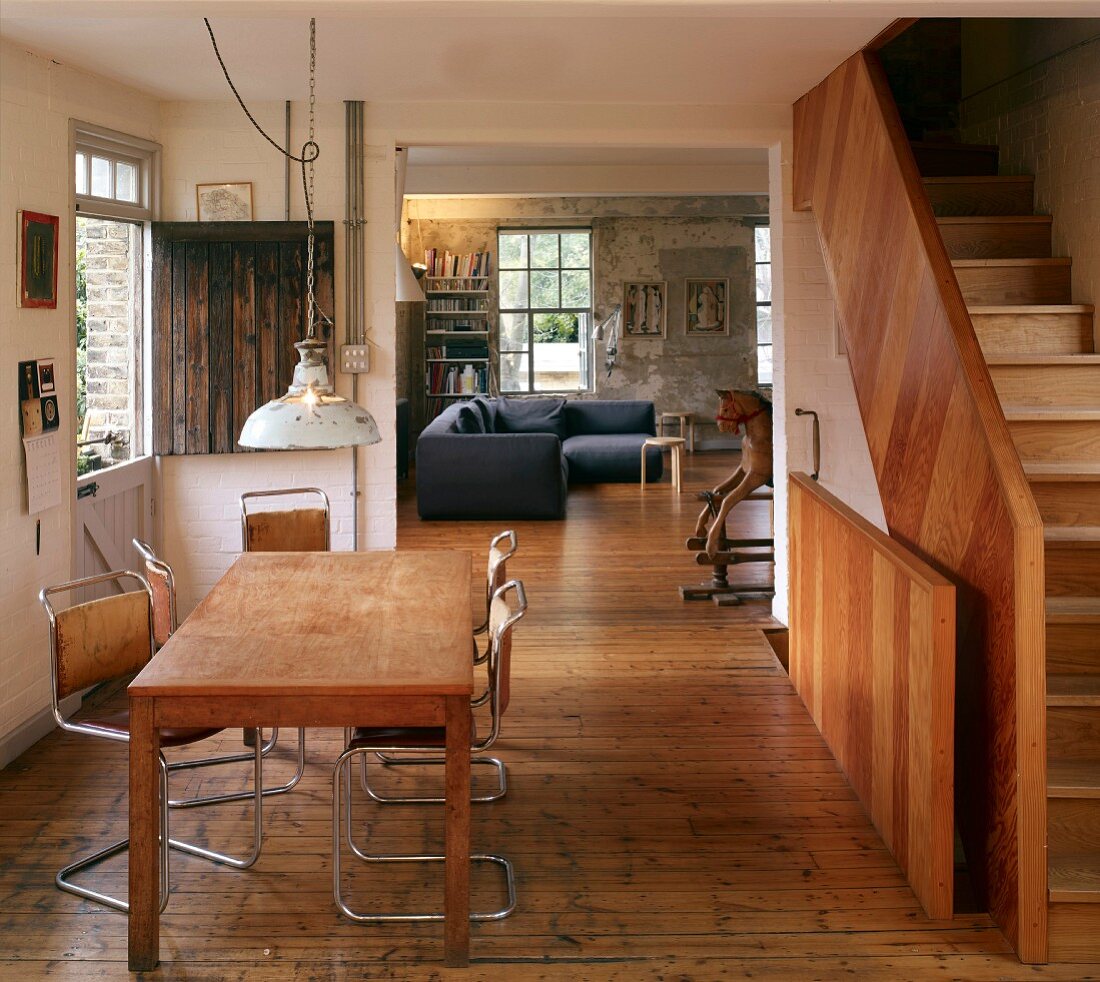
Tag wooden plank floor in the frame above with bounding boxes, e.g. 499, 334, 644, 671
1, 452, 1094, 979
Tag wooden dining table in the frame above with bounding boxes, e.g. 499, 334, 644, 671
127, 549, 474, 970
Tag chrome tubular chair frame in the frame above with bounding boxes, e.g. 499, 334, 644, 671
238, 487, 331, 766
132, 538, 305, 807
40, 570, 264, 914
473, 530, 517, 666
363, 580, 527, 805
332, 739, 516, 923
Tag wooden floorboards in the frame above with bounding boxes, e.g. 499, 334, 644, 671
0, 453, 1094, 979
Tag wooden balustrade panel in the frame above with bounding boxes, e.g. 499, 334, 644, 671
793, 51, 1047, 961
789, 474, 956, 919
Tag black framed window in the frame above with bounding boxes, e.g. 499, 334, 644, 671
755, 226, 772, 384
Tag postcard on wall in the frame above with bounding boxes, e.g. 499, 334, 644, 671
622, 281, 667, 338
685, 278, 729, 336
196, 182, 254, 222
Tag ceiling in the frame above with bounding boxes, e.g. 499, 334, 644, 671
406, 147, 766, 167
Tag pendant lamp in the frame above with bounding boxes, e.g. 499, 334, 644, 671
206, 17, 381, 451
394, 148, 425, 302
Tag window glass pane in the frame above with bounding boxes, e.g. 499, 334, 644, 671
560, 233, 590, 268
500, 352, 528, 392
115, 161, 138, 202
498, 271, 528, 310
499, 313, 529, 350
756, 305, 772, 344
561, 270, 590, 308
754, 227, 771, 262
91, 156, 112, 197
529, 233, 559, 269
530, 270, 560, 308
534, 313, 579, 343
755, 262, 772, 303
758, 344, 773, 384
75, 153, 87, 194
534, 339, 581, 391
498, 234, 527, 269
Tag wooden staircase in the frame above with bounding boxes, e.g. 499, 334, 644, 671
922, 149, 1100, 962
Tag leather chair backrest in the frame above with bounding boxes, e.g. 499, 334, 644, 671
54, 591, 152, 699
244, 508, 328, 552
144, 563, 174, 649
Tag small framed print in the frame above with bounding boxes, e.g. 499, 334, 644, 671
18, 211, 60, 308
37, 358, 56, 396
685, 278, 729, 336
196, 182, 254, 222
623, 281, 667, 338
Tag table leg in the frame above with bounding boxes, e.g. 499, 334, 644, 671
128, 696, 160, 971
444, 695, 471, 967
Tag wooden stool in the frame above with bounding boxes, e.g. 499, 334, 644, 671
641, 437, 686, 493
659, 411, 695, 452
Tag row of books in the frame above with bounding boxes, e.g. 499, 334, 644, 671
427, 341, 489, 361
424, 249, 492, 278
427, 316, 484, 331
426, 298, 489, 312
426, 363, 489, 396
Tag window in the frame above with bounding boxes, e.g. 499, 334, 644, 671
498, 229, 593, 393
73, 123, 160, 472
754, 226, 772, 385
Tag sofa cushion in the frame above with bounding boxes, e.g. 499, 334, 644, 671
562, 434, 663, 484
495, 397, 567, 439
454, 404, 484, 434
470, 396, 497, 432
564, 400, 656, 437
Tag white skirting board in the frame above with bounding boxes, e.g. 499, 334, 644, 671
0, 693, 81, 769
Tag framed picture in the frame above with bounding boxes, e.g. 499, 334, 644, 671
196, 182, 254, 222
685, 278, 729, 336
623, 281, 667, 338
18, 211, 59, 308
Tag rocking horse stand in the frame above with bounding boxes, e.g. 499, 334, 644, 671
680, 490, 775, 605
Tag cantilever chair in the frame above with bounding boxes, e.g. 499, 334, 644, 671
238, 486, 331, 769
332, 579, 527, 923
474, 530, 517, 669
39, 570, 263, 913
132, 537, 302, 806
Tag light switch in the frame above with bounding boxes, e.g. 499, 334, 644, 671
341, 345, 370, 374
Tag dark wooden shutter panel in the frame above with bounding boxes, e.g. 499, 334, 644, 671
150, 222, 335, 455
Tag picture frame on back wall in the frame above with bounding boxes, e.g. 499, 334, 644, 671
18, 211, 59, 309
196, 182, 254, 222
622, 280, 667, 338
685, 277, 729, 336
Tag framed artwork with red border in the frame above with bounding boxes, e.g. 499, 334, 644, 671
18, 210, 60, 309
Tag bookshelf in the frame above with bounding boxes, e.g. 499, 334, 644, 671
422, 249, 496, 421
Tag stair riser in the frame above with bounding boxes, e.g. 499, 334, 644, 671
1048, 799, 1100, 857
1048, 706, 1100, 761
990, 364, 1100, 407
973, 311, 1095, 356
913, 145, 998, 177
1031, 482, 1100, 526
1049, 904, 1100, 962
1009, 419, 1100, 463
1047, 623, 1100, 675
956, 264, 1072, 305
924, 179, 1034, 217
939, 221, 1051, 259
1046, 546, 1100, 598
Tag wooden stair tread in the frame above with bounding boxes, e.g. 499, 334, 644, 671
1049, 855, 1100, 903
953, 258, 1071, 268
922, 175, 1032, 184
1025, 462, 1100, 481
1045, 526, 1100, 544
1047, 675, 1100, 708
1046, 596, 1100, 622
1002, 407, 1100, 421
968, 304, 1094, 314
985, 355, 1100, 365
937, 215, 1051, 225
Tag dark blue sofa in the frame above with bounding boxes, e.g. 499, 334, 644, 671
416, 397, 663, 519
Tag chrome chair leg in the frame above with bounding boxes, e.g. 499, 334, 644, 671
361, 751, 506, 804
332, 748, 515, 923
168, 726, 304, 808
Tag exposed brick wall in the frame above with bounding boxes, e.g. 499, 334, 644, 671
962, 37, 1100, 306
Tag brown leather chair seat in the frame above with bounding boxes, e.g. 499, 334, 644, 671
80, 711, 222, 748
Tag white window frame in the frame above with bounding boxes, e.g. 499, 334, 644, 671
73, 120, 161, 223
753, 224, 772, 385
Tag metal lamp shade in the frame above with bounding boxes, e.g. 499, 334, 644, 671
395, 242, 425, 301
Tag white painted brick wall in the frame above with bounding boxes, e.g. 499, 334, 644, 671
0, 40, 160, 747
963, 38, 1100, 306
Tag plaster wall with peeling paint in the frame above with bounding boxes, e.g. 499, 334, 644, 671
401, 195, 768, 443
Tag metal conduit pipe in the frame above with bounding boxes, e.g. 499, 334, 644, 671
345, 101, 366, 549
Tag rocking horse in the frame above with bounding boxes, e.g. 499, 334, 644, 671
680, 389, 775, 605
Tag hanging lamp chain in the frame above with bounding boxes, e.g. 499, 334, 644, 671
204, 16, 329, 341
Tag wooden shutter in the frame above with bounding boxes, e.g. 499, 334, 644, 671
151, 221, 335, 455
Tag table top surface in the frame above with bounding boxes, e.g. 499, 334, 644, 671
129, 550, 473, 698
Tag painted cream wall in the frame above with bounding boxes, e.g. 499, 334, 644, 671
157, 100, 398, 617
0, 39, 160, 759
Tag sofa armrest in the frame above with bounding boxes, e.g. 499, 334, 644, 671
416, 432, 567, 519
